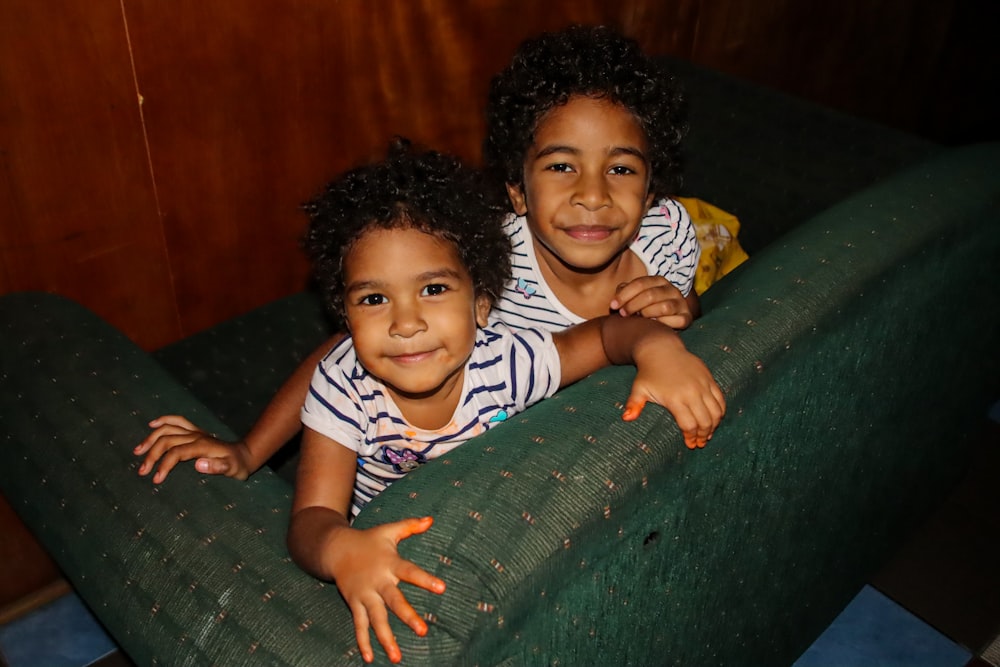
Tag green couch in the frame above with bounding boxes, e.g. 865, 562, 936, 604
2, 59, 998, 666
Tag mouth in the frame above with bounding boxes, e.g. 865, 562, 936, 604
562, 226, 615, 242
389, 350, 436, 364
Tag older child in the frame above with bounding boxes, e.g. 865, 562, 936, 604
287, 142, 724, 663
134, 25, 710, 484
484, 24, 699, 331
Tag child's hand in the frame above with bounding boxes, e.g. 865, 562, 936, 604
134, 415, 252, 483
610, 277, 694, 330
621, 339, 726, 448
328, 516, 445, 664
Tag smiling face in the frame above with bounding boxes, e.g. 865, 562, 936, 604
342, 225, 491, 422
507, 95, 656, 274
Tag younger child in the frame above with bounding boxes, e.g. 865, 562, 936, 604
287, 141, 724, 663
135, 24, 711, 484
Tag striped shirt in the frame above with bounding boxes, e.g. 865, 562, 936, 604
301, 323, 560, 517
490, 197, 700, 332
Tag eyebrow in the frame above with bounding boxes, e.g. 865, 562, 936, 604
533, 143, 648, 163
345, 267, 466, 293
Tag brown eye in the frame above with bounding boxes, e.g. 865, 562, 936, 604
421, 284, 448, 297
359, 294, 387, 306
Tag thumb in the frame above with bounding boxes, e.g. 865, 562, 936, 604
394, 516, 435, 542
195, 457, 230, 475
622, 396, 647, 422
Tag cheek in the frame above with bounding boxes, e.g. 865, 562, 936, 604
345, 316, 380, 355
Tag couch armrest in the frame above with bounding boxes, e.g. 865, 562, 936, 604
0, 292, 362, 664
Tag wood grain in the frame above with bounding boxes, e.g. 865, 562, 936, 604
1, 0, 995, 350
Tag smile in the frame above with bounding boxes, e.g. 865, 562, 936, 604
563, 226, 615, 242
389, 350, 436, 364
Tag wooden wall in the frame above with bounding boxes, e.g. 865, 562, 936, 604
1, 0, 995, 351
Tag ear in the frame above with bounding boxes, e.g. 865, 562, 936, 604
506, 182, 528, 216
644, 190, 656, 212
474, 294, 492, 328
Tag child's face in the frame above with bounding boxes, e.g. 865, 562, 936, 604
342, 226, 491, 405
507, 95, 655, 272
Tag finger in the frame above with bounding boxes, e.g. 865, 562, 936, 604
622, 397, 647, 422
148, 414, 200, 431
137, 432, 195, 475
195, 456, 232, 476
637, 292, 690, 321
614, 288, 661, 317
149, 444, 204, 484
711, 385, 727, 419
383, 584, 429, 637
134, 424, 197, 456
350, 603, 376, 664
609, 277, 659, 311
366, 601, 402, 664
393, 516, 434, 542
672, 408, 701, 444
397, 560, 446, 596
653, 312, 693, 330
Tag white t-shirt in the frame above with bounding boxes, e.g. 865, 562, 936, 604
301, 323, 560, 516
490, 197, 700, 332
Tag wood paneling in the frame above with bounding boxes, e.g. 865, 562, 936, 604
0, 1, 180, 349
1, 1, 995, 350
121, 0, 629, 337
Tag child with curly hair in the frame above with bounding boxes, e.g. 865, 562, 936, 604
285, 140, 724, 663
483, 24, 698, 331
135, 25, 715, 486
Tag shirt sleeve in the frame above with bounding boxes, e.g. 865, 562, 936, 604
503, 326, 561, 412
300, 347, 366, 452
638, 198, 702, 297
672, 198, 701, 296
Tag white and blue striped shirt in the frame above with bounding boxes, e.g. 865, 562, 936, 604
301, 323, 560, 517
490, 197, 700, 332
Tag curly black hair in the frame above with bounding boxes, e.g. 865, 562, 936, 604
303, 138, 512, 330
483, 25, 687, 199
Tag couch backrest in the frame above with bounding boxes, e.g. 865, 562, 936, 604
354, 143, 1000, 665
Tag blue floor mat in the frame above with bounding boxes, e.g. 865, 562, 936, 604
794, 585, 971, 667
0, 593, 116, 667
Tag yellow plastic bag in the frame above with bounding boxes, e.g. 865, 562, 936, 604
677, 196, 750, 295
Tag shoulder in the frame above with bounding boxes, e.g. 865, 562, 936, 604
640, 197, 691, 228
471, 323, 556, 369
475, 322, 552, 350
502, 212, 530, 244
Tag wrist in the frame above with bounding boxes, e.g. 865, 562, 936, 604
601, 316, 681, 365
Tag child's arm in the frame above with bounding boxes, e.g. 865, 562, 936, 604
288, 427, 445, 664
134, 334, 342, 483
553, 316, 725, 448
609, 276, 701, 329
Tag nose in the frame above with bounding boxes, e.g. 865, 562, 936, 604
570, 171, 611, 210
388, 298, 426, 338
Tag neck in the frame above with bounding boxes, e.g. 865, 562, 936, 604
532, 237, 643, 319
384, 367, 465, 431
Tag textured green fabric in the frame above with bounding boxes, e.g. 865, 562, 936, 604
1, 143, 996, 666
0, 293, 361, 665
351, 143, 1000, 665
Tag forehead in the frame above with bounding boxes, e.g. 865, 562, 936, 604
532, 95, 648, 151
344, 226, 469, 283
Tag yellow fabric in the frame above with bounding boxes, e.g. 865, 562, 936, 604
677, 196, 750, 295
